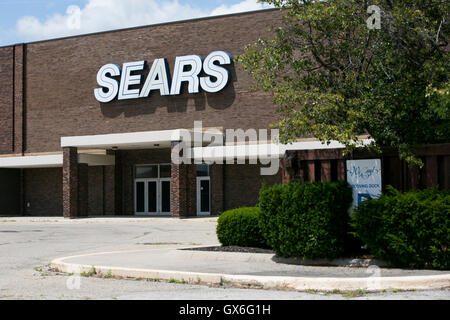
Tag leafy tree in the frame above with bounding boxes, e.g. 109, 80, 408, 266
238, 0, 449, 166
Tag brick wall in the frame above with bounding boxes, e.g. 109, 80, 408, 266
88, 166, 103, 215
210, 164, 224, 215
0, 46, 14, 154
24, 168, 62, 216
224, 163, 281, 210
281, 144, 450, 191
23, 9, 283, 153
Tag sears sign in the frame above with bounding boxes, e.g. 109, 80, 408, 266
94, 51, 232, 103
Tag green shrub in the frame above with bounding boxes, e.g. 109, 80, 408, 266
351, 186, 450, 270
216, 207, 267, 248
258, 181, 353, 260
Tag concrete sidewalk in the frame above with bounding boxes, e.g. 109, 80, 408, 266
50, 245, 450, 293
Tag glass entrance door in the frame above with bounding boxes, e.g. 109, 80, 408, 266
135, 164, 171, 216
147, 180, 158, 213
135, 178, 159, 215
197, 177, 210, 216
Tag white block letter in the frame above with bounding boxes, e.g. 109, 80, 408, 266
94, 64, 121, 103
200, 51, 232, 93
140, 58, 171, 97
118, 61, 145, 100
170, 55, 202, 95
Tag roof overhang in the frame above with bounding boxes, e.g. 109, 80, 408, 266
0, 153, 115, 169
0, 154, 63, 169
61, 129, 224, 150
191, 139, 374, 161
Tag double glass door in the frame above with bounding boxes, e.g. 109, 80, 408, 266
135, 178, 171, 215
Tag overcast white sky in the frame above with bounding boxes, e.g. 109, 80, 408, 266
0, 0, 274, 46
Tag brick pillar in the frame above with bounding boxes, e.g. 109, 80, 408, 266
171, 141, 185, 217
186, 164, 197, 216
78, 163, 89, 217
63, 147, 78, 218
171, 161, 185, 217
14, 44, 25, 155
171, 141, 196, 217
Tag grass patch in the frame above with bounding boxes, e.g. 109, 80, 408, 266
104, 270, 114, 279
332, 289, 341, 294
34, 266, 43, 272
343, 289, 368, 298
81, 266, 96, 277
305, 289, 319, 294
168, 278, 186, 284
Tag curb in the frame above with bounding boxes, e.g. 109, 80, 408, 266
50, 252, 450, 293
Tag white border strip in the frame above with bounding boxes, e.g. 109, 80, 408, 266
192, 139, 375, 161
0, 154, 63, 168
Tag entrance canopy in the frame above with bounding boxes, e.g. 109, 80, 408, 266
61, 129, 224, 150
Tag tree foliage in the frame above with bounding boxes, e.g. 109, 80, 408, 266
238, 0, 449, 165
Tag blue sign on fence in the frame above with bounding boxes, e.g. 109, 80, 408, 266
346, 159, 382, 212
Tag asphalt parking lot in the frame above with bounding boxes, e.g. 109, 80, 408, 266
0, 217, 448, 300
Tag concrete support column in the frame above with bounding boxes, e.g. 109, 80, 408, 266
63, 147, 78, 218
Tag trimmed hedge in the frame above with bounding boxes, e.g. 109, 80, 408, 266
258, 181, 353, 260
352, 186, 450, 270
216, 207, 267, 248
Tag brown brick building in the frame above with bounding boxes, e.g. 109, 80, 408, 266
1, 9, 447, 217
0, 9, 287, 217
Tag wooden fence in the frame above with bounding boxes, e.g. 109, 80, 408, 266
280, 143, 450, 191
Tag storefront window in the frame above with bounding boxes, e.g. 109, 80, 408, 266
196, 164, 210, 177
135, 165, 158, 178
160, 164, 171, 178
